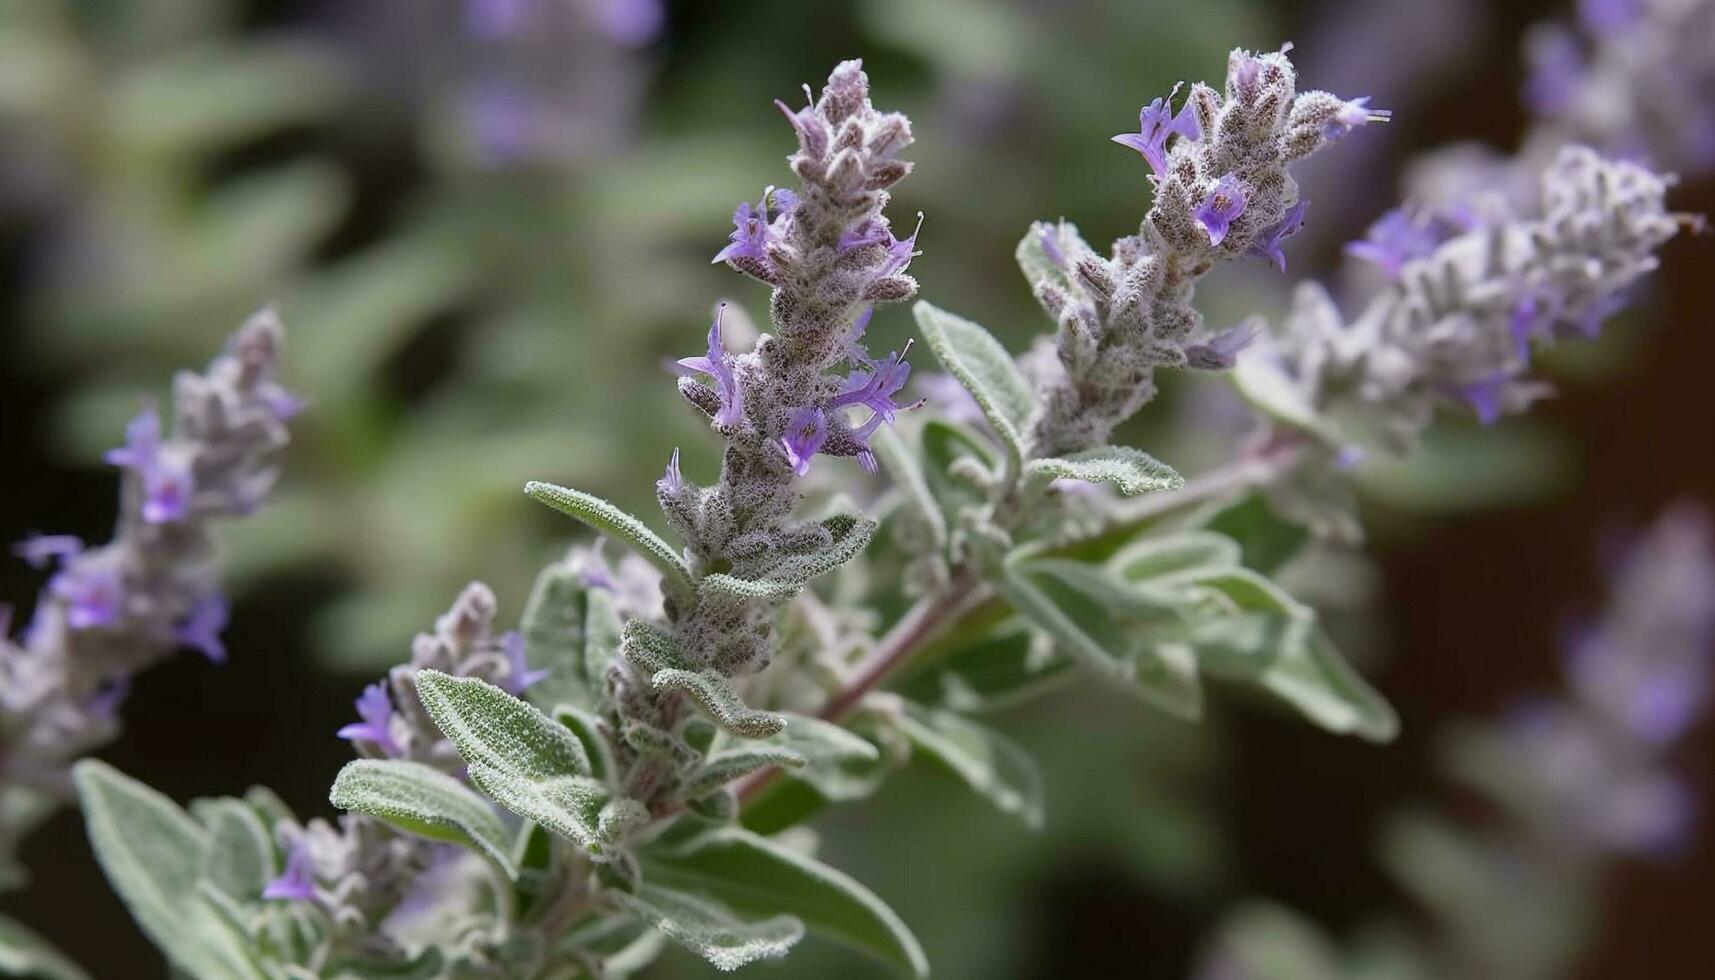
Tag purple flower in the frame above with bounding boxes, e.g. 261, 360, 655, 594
877, 213, 924, 277
469, 82, 536, 167
51, 565, 123, 631
1039, 228, 1067, 268
1446, 373, 1510, 425
1569, 291, 1627, 341
262, 839, 317, 902
1346, 208, 1442, 278
839, 220, 890, 253
1193, 174, 1248, 247
261, 386, 308, 422
658, 448, 686, 496
105, 406, 196, 524
500, 631, 550, 695
779, 407, 828, 477
712, 189, 796, 265
174, 593, 229, 664
14, 534, 82, 569
337, 682, 400, 755
1112, 84, 1201, 179
1321, 97, 1392, 141
104, 407, 162, 471
677, 307, 745, 428
1184, 322, 1262, 370
1247, 200, 1309, 272
831, 343, 916, 423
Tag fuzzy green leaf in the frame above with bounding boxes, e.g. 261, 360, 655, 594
520, 563, 623, 711
684, 748, 807, 799
1197, 494, 1310, 575
523, 482, 694, 603
698, 573, 802, 603
1016, 220, 1094, 294
898, 623, 1074, 713
613, 883, 803, 971
1025, 446, 1184, 496
914, 301, 1035, 467
191, 797, 276, 902
752, 514, 878, 585
0, 914, 91, 980
869, 427, 948, 550
330, 760, 518, 879
619, 619, 688, 673
553, 705, 617, 783
466, 764, 613, 857
72, 761, 264, 980
897, 702, 1045, 830
642, 828, 927, 978
415, 670, 591, 780
1107, 531, 1243, 583
999, 559, 1203, 719
651, 669, 786, 739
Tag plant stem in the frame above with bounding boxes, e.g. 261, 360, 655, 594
733, 567, 980, 806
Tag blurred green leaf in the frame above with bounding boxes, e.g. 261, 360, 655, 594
898, 701, 1045, 831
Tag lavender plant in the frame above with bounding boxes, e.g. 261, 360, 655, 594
49, 40, 1702, 980
1196, 503, 1715, 980
0, 311, 297, 974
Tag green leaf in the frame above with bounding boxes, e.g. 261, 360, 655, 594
521, 563, 623, 711
913, 301, 1035, 467
72, 761, 264, 980
1107, 531, 1243, 583
1016, 220, 1094, 293
329, 760, 518, 879
684, 748, 807, 799
869, 426, 948, 550
414, 670, 591, 780
1025, 446, 1184, 496
467, 765, 614, 857
523, 482, 694, 604
619, 619, 688, 672
612, 883, 803, 971
1206, 902, 1351, 980
697, 573, 802, 603
897, 623, 1074, 713
752, 514, 878, 585
190, 798, 276, 902
642, 828, 927, 978
897, 702, 1045, 830
560, 914, 667, 977
0, 914, 91, 980
999, 560, 1203, 719
553, 705, 617, 783
651, 669, 786, 739
1259, 630, 1399, 743
1197, 494, 1309, 575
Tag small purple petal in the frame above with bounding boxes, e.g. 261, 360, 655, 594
337, 682, 400, 755
594, 0, 664, 47
677, 306, 745, 429
1248, 200, 1309, 272
14, 534, 83, 569
104, 408, 161, 471
51, 565, 123, 631
1111, 84, 1200, 179
1346, 208, 1443, 279
658, 448, 685, 496
262, 840, 318, 902
779, 407, 828, 477
174, 592, 229, 664
1193, 174, 1248, 247
500, 630, 550, 695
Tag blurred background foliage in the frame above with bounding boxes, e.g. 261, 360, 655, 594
1, 0, 1711, 977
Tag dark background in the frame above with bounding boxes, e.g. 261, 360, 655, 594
3, 1, 1712, 977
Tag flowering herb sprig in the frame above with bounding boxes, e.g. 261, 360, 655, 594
55, 44, 1709, 980
0, 310, 297, 890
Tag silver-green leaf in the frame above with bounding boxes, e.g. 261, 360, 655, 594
914, 301, 1035, 467
641, 828, 927, 978
414, 670, 591, 780
1025, 446, 1184, 496
0, 914, 91, 980
330, 759, 518, 879
612, 882, 803, 972
523, 481, 694, 604
897, 702, 1045, 830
